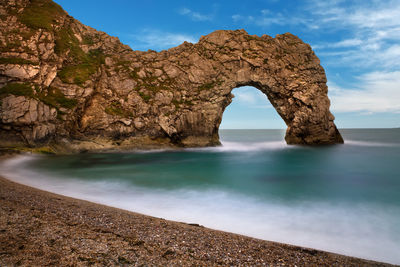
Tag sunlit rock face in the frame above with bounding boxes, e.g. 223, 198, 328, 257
0, 0, 343, 151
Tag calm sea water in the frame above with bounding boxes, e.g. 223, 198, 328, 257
1, 129, 400, 264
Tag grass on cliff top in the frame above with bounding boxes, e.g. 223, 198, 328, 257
18, 0, 65, 31
14, 0, 103, 86
10, 0, 105, 88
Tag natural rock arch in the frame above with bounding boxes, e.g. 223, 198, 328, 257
151, 30, 344, 146
0, 1, 343, 151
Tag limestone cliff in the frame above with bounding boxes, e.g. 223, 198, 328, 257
0, 0, 343, 152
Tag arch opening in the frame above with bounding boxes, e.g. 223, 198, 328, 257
220, 86, 286, 130
218, 86, 286, 145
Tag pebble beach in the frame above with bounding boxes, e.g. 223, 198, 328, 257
0, 153, 393, 266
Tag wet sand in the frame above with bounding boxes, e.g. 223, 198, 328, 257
0, 154, 393, 266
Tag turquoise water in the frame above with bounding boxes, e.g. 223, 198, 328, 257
1, 129, 400, 264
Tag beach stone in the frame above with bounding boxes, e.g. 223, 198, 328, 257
0, 0, 343, 151
0, 176, 387, 266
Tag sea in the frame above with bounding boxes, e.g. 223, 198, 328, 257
1, 128, 399, 264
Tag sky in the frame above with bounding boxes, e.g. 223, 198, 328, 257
54, 0, 400, 129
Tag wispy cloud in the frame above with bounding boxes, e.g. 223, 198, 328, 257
310, 0, 400, 30
235, 90, 259, 104
178, 7, 212, 21
233, 86, 272, 109
329, 71, 400, 113
315, 41, 400, 69
232, 14, 243, 22
232, 1, 400, 70
309, 0, 400, 69
313, 39, 363, 50
232, 9, 313, 28
127, 30, 197, 51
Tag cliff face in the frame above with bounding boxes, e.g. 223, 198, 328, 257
0, 0, 343, 152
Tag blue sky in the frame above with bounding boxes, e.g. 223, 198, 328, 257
54, 0, 400, 129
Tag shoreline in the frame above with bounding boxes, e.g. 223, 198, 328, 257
0, 154, 394, 266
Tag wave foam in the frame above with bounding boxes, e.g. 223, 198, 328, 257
345, 140, 400, 147
190, 141, 289, 152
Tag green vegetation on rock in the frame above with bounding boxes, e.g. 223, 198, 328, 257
54, 25, 105, 86
0, 83, 77, 110
38, 87, 77, 109
172, 99, 181, 109
17, 0, 64, 31
82, 34, 95, 45
55, 29, 105, 63
198, 80, 223, 91
2, 39, 35, 53
54, 28, 84, 58
58, 63, 96, 86
172, 99, 194, 109
0, 83, 34, 98
0, 57, 38, 65
57, 48, 105, 86
105, 101, 132, 117
139, 92, 151, 103
244, 35, 260, 41
114, 62, 141, 81
129, 68, 140, 79
115, 60, 131, 71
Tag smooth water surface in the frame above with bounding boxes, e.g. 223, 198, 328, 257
1, 128, 400, 264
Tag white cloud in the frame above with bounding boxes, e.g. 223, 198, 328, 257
313, 39, 363, 50
329, 71, 400, 113
232, 1, 400, 71
235, 91, 257, 104
178, 7, 212, 21
231, 9, 315, 28
180, 7, 191, 15
128, 30, 197, 51
309, 0, 400, 69
318, 43, 400, 69
334, 3, 400, 30
232, 11, 285, 27
233, 86, 272, 109
230, 1, 400, 122
261, 9, 271, 16
232, 14, 242, 22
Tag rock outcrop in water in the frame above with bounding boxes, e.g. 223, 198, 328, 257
0, 0, 343, 152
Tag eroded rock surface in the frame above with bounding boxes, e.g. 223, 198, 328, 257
0, 0, 343, 151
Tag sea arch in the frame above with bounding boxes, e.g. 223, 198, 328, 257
165, 30, 343, 146
0, 13, 344, 149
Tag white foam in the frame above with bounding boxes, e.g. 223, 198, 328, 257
345, 140, 400, 147
190, 141, 290, 152
1, 155, 399, 265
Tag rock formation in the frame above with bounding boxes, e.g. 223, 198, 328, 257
0, 0, 343, 152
